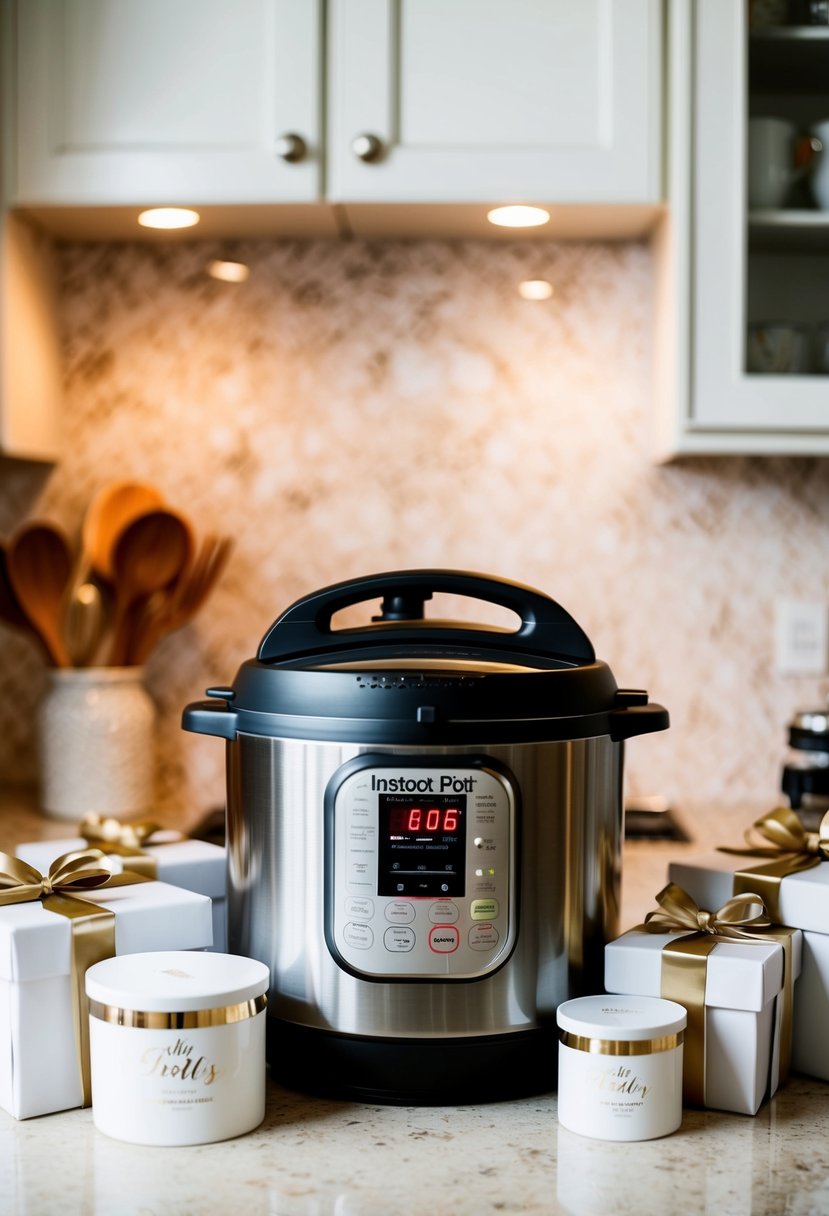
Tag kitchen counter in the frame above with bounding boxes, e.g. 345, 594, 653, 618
2, 790, 828, 1216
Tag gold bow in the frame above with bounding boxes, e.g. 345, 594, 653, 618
638, 883, 794, 1109
0, 849, 148, 1107
0, 848, 117, 903
80, 812, 163, 850
719, 807, 829, 922
643, 882, 771, 939
733, 806, 829, 861
79, 812, 183, 877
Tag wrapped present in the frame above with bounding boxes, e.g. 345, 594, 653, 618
605, 883, 801, 1115
666, 807, 826, 1084
669, 807, 829, 1082
17, 812, 226, 951
0, 849, 213, 1119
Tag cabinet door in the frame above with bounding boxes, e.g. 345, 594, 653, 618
660, 0, 829, 456
328, 0, 661, 205
0, 214, 62, 462
12, 0, 322, 205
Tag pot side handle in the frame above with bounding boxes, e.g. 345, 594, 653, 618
182, 698, 238, 740
608, 701, 670, 742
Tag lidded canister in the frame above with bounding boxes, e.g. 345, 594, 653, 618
557, 995, 686, 1141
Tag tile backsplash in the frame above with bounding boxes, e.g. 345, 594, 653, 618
1, 236, 828, 823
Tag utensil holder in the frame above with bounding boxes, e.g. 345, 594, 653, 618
37, 667, 156, 820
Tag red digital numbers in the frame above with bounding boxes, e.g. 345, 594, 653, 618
406, 807, 459, 833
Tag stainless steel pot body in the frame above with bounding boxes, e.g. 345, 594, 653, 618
225, 731, 623, 1041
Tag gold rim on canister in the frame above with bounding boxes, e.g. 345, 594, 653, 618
559, 1029, 684, 1057
88, 993, 267, 1030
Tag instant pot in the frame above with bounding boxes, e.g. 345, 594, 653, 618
183, 570, 668, 1103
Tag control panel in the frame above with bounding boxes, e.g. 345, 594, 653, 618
325, 759, 517, 979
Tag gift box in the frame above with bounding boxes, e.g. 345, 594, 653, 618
0, 852, 213, 1119
17, 827, 226, 952
670, 847, 828, 1082
605, 918, 802, 1115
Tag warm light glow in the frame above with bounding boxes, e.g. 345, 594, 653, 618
486, 205, 550, 229
207, 260, 250, 283
137, 207, 200, 230
518, 279, 554, 301
77, 582, 98, 606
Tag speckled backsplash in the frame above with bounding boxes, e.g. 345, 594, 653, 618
1, 236, 828, 825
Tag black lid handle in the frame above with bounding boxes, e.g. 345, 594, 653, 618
257, 569, 595, 664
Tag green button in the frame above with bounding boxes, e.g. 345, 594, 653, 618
471, 898, 499, 920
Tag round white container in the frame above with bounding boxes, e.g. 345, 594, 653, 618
86, 951, 270, 1146
556, 995, 686, 1142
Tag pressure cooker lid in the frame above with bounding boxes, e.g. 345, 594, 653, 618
190, 570, 669, 745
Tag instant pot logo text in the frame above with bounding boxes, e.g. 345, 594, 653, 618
371, 774, 477, 793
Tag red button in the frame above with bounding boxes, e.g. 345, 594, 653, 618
428, 925, 459, 953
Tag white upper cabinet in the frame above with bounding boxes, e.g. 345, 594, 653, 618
12, 0, 323, 206
328, 0, 661, 205
658, 0, 829, 457
7, 0, 661, 231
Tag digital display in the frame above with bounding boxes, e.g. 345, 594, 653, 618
377, 794, 467, 897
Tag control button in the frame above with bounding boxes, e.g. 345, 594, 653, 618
428, 901, 459, 924
343, 922, 374, 950
384, 901, 416, 925
468, 923, 500, 952
346, 897, 374, 920
429, 925, 460, 954
384, 926, 416, 952
471, 898, 499, 920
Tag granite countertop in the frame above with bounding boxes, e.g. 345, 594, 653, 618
2, 790, 828, 1216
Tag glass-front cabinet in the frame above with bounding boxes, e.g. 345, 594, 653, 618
658, 0, 829, 457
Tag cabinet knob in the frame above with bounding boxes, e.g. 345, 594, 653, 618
351, 133, 384, 163
275, 133, 308, 163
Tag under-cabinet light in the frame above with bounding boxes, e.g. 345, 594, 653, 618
487, 205, 550, 229
137, 207, 201, 230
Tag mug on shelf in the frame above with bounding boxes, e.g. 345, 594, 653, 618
748, 117, 822, 209
746, 322, 813, 374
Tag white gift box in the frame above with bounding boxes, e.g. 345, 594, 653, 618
605, 927, 802, 1115
670, 851, 829, 1082
17, 835, 226, 952
0, 877, 213, 1119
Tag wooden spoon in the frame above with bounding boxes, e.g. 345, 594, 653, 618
82, 481, 166, 583
130, 535, 234, 664
107, 508, 194, 666
0, 542, 52, 662
7, 522, 73, 666
0, 543, 33, 631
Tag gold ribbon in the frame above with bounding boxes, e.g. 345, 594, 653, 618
640, 882, 795, 1108
79, 812, 184, 878
643, 884, 771, 938
0, 849, 149, 1107
719, 807, 829, 923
